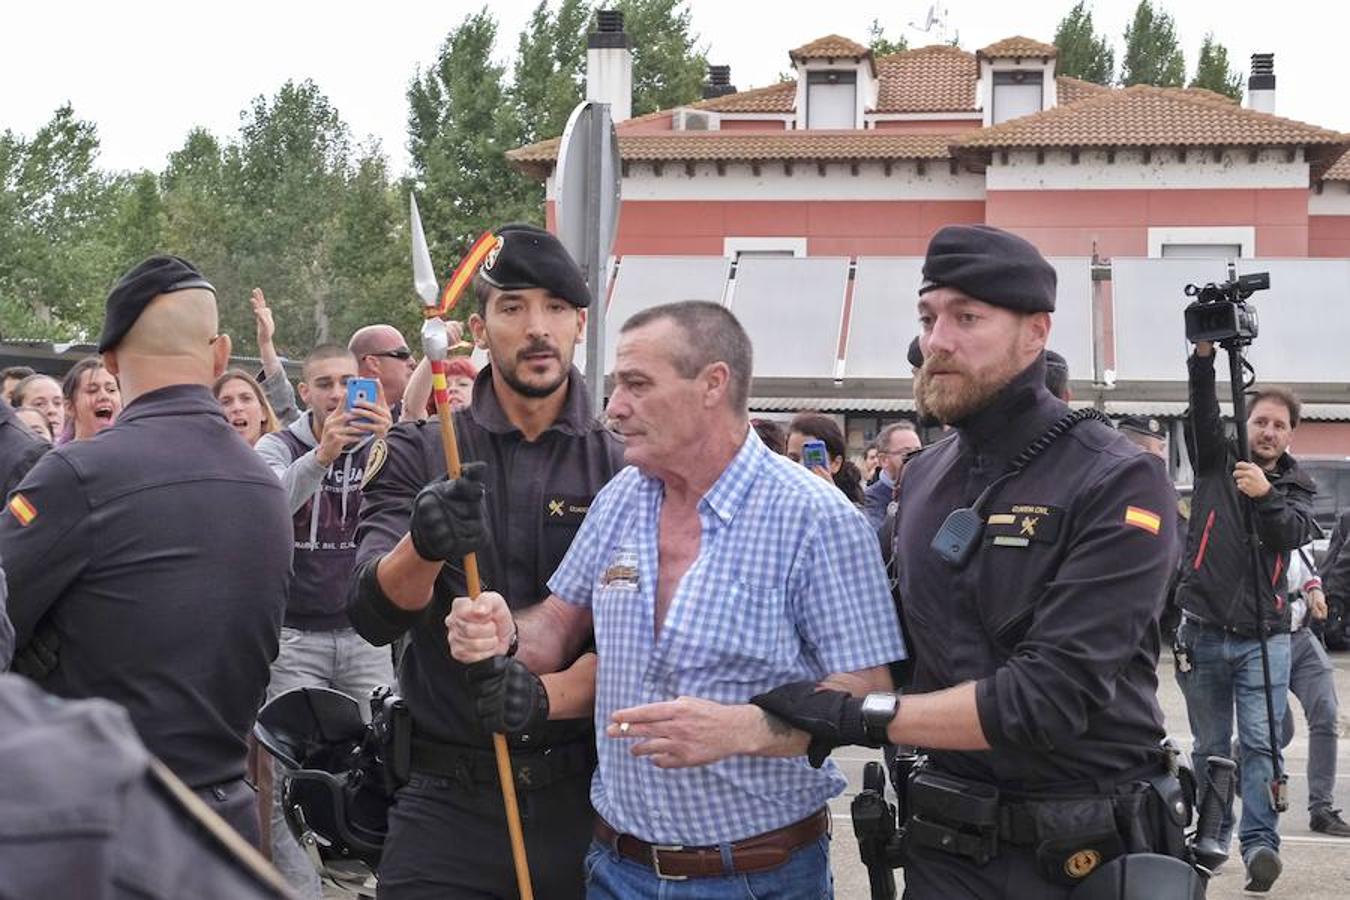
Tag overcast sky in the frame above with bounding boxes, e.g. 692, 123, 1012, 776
3, 1, 1345, 177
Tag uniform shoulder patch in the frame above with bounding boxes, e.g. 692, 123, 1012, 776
1124, 505, 1161, 535
8, 492, 37, 526
361, 439, 388, 489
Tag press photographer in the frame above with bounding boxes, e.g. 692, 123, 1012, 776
1173, 269, 1318, 893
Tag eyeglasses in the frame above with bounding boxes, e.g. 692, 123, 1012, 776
366, 348, 413, 361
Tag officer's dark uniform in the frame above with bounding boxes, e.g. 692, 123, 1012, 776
0, 397, 46, 500
892, 227, 1187, 898
0, 256, 293, 846
349, 226, 625, 899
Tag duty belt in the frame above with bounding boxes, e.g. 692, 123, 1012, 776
409, 736, 595, 792
595, 808, 830, 880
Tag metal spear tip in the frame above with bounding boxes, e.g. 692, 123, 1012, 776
421, 317, 450, 362
410, 194, 440, 307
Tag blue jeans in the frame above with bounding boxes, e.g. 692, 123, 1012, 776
1175, 621, 1291, 857
583, 835, 832, 899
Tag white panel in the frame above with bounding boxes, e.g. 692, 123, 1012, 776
1310, 189, 1350, 215
729, 257, 850, 379
992, 83, 1042, 124
807, 83, 856, 129
1113, 258, 1350, 384
1149, 226, 1254, 258
1046, 258, 1094, 384
844, 258, 925, 379
596, 256, 732, 374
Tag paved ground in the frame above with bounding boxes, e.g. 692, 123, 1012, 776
324, 651, 1350, 899
827, 649, 1350, 899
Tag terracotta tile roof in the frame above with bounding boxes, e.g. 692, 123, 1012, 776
954, 84, 1345, 150
977, 36, 1058, 60
507, 131, 954, 175
1326, 148, 1350, 181
1055, 76, 1110, 106
873, 45, 978, 113
693, 81, 796, 114
790, 34, 870, 61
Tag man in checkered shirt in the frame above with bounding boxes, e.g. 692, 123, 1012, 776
448, 300, 905, 897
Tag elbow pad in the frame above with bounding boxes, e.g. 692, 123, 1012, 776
348, 556, 424, 646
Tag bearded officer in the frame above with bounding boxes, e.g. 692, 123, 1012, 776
348, 224, 624, 899
741, 226, 1197, 898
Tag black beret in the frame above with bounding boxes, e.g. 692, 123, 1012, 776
479, 223, 591, 308
920, 225, 1056, 313
99, 255, 215, 352
907, 336, 924, 369
1118, 415, 1167, 439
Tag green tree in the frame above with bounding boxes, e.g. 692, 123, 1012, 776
611, 0, 706, 116
1054, 1, 1114, 85
0, 105, 122, 340
110, 171, 165, 272
408, 9, 537, 288
1190, 33, 1243, 101
1120, 0, 1185, 87
867, 18, 908, 57
512, 0, 589, 146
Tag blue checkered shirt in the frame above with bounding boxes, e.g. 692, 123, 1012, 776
549, 429, 906, 845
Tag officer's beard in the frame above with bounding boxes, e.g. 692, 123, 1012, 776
497, 341, 570, 399
914, 351, 1018, 425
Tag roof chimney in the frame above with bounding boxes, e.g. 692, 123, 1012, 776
587, 10, 632, 123
1247, 53, 1275, 115
702, 65, 737, 99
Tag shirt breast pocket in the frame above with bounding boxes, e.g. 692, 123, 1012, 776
668, 578, 798, 682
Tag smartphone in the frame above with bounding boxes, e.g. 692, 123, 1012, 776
345, 378, 379, 413
801, 438, 829, 470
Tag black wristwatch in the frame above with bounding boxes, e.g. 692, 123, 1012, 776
860, 692, 900, 744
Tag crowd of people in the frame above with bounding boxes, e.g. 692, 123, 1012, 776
0, 222, 1346, 900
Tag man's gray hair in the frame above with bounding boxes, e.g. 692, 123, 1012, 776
620, 300, 752, 410
875, 420, 917, 449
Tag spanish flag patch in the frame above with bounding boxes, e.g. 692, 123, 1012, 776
8, 493, 37, 526
1124, 505, 1161, 535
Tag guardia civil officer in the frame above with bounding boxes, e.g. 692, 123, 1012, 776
0, 569, 295, 899
0, 397, 46, 499
348, 224, 625, 899
0, 256, 293, 845
753, 226, 1198, 898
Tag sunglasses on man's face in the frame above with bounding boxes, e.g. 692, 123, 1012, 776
367, 348, 413, 361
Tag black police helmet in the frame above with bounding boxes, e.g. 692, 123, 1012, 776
254, 686, 389, 869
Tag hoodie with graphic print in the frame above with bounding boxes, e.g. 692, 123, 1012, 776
256, 412, 372, 631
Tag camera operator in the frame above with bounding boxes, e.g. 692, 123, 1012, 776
1173, 339, 1317, 892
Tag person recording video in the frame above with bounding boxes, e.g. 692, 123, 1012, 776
1172, 338, 1317, 893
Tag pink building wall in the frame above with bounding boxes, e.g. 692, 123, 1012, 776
1310, 216, 1350, 257
719, 119, 786, 131
871, 119, 982, 133
985, 188, 1309, 257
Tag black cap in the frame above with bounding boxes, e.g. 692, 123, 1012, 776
920, 225, 1056, 312
907, 336, 924, 369
99, 255, 215, 352
479, 223, 591, 308
1118, 415, 1167, 439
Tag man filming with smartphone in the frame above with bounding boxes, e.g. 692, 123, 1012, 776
253, 343, 393, 898
1173, 339, 1316, 892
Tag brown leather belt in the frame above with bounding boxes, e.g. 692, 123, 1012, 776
594, 808, 830, 879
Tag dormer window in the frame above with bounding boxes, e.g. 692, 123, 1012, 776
992, 70, 1043, 124
807, 71, 857, 128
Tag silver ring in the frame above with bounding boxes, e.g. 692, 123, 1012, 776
619, 721, 631, 735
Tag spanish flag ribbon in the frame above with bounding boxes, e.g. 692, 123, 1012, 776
8, 493, 37, 526
1123, 505, 1161, 535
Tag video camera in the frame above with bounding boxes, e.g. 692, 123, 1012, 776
1183, 263, 1269, 345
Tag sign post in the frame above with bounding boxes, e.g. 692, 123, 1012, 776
555, 100, 622, 412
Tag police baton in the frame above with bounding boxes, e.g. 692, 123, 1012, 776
410, 197, 536, 900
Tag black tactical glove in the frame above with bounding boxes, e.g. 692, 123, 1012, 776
466, 656, 550, 736
409, 461, 487, 563
750, 681, 871, 768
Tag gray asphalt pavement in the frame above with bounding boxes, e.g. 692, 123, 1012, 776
828, 649, 1350, 899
